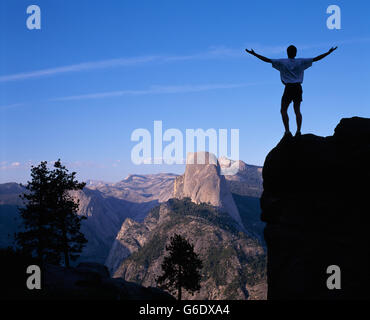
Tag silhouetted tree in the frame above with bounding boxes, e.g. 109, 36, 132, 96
16, 160, 87, 266
48, 160, 87, 267
157, 234, 203, 300
16, 161, 58, 264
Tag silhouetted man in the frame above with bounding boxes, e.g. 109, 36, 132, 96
245, 45, 337, 137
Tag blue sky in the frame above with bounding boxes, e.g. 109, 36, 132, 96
1, 0, 369, 183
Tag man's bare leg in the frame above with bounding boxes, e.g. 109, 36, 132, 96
280, 99, 290, 134
293, 101, 302, 134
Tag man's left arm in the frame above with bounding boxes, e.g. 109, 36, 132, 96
313, 46, 338, 62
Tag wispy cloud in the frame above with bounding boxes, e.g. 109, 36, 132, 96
0, 103, 24, 110
0, 56, 160, 83
0, 47, 242, 83
51, 82, 263, 101
0, 161, 22, 170
0, 159, 106, 171
67, 160, 106, 169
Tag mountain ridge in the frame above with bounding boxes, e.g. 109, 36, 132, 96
0, 158, 263, 266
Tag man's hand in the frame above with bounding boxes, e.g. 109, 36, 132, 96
328, 46, 338, 53
245, 48, 256, 55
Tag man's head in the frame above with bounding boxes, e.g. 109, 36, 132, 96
287, 45, 297, 58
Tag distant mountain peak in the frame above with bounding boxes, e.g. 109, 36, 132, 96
122, 174, 148, 182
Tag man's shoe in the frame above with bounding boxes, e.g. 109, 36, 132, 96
284, 131, 293, 138
295, 131, 301, 137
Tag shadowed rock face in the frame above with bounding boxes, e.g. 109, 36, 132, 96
261, 117, 370, 300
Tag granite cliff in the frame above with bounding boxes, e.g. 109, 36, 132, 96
173, 152, 243, 228
261, 117, 370, 299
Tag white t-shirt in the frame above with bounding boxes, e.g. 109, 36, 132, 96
271, 58, 313, 84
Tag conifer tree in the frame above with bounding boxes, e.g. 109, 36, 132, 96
157, 234, 203, 300
16, 160, 87, 266
48, 160, 87, 266
17, 161, 57, 264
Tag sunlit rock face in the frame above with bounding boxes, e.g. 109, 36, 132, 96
173, 152, 243, 227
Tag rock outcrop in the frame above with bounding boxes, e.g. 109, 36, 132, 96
105, 217, 149, 274
261, 117, 370, 299
173, 152, 243, 227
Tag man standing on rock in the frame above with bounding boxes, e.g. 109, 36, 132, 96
245, 45, 337, 137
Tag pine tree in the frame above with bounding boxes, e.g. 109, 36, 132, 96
157, 234, 203, 300
16, 160, 87, 266
16, 161, 58, 264
48, 160, 87, 267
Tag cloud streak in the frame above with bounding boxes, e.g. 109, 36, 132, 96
0, 56, 160, 83
0, 47, 242, 83
0, 161, 22, 170
0, 103, 24, 110
51, 82, 264, 101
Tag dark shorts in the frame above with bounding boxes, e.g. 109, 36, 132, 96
282, 83, 303, 104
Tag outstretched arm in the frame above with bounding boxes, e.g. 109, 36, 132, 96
245, 49, 272, 63
313, 46, 338, 62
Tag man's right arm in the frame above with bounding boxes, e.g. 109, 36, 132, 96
245, 49, 272, 63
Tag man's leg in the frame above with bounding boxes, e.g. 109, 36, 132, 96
280, 98, 290, 133
293, 101, 302, 133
